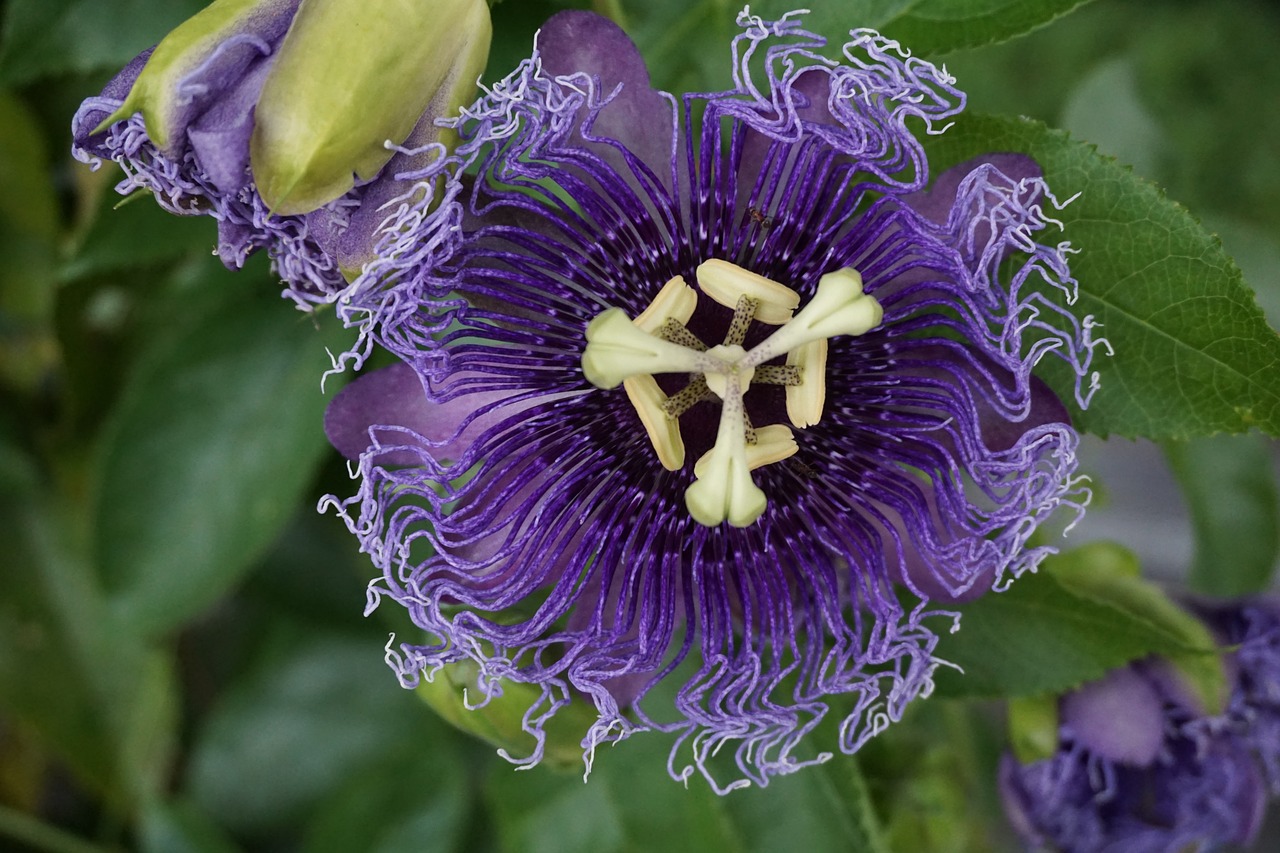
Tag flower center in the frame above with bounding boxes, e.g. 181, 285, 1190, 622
581, 260, 883, 528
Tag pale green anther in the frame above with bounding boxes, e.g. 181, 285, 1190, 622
252, 0, 492, 214
581, 308, 722, 389
95, 0, 297, 152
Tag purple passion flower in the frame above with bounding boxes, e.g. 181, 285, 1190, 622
323, 10, 1102, 789
999, 663, 1266, 852
71, 0, 490, 309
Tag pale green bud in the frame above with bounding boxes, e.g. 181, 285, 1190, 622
416, 661, 595, 770
251, 0, 492, 215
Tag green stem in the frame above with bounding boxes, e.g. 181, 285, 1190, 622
591, 0, 629, 28
0, 804, 114, 853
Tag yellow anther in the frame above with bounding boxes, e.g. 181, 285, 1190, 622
695, 259, 800, 325
622, 376, 685, 471
786, 340, 827, 429
633, 275, 698, 335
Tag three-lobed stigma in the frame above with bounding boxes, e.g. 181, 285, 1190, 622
582, 260, 883, 527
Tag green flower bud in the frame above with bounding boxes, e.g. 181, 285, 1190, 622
415, 661, 596, 771
251, 0, 492, 215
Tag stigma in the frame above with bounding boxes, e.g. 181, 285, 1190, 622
582, 260, 883, 527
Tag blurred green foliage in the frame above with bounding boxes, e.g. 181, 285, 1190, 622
1, 0, 1278, 851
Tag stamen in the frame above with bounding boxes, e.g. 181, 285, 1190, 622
633, 275, 697, 335
724, 295, 760, 347
753, 365, 802, 386
622, 375, 685, 471
694, 424, 797, 475
582, 308, 724, 389
743, 268, 882, 368
786, 340, 827, 428
662, 376, 715, 418
659, 319, 708, 351
696, 259, 800, 325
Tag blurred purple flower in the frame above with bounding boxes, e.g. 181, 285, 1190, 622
1196, 597, 1280, 793
322, 11, 1101, 789
1000, 662, 1266, 852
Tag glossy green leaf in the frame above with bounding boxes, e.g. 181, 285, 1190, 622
933, 563, 1203, 699
92, 276, 352, 635
1165, 433, 1280, 597
925, 113, 1280, 439
0, 0, 208, 85
486, 730, 887, 853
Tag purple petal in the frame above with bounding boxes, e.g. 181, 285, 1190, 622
1061, 666, 1165, 766
906, 153, 1043, 225
325, 362, 525, 465
535, 11, 674, 176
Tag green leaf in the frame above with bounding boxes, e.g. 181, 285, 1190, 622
1165, 433, 1280, 597
925, 113, 1280, 438
485, 731, 888, 853
415, 661, 598, 772
1045, 541, 1228, 714
0, 0, 208, 85
139, 798, 241, 853
92, 276, 352, 636
61, 188, 216, 281
932, 562, 1205, 699
187, 627, 447, 834
303, 743, 472, 853
0, 90, 60, 394
0, 491, 177, 804
880, 0, 1098, 54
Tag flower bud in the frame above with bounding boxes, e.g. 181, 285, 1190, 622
251, 0, 492, 214
73, 0, 493, 305
415, 661, 595, 771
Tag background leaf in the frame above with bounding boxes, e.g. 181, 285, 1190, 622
91, 269, 352, 636
880, 0, 1098, 54
924, 112, 1280, 438
185, 626, 463, 837
0, 0, 209, 85
0, 491, 177, 804
932, 562, 1206, 699
1165, 433, 1280, 596
485, 732, 888, 853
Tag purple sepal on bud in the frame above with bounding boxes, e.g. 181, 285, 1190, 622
71, 0, 492, 306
